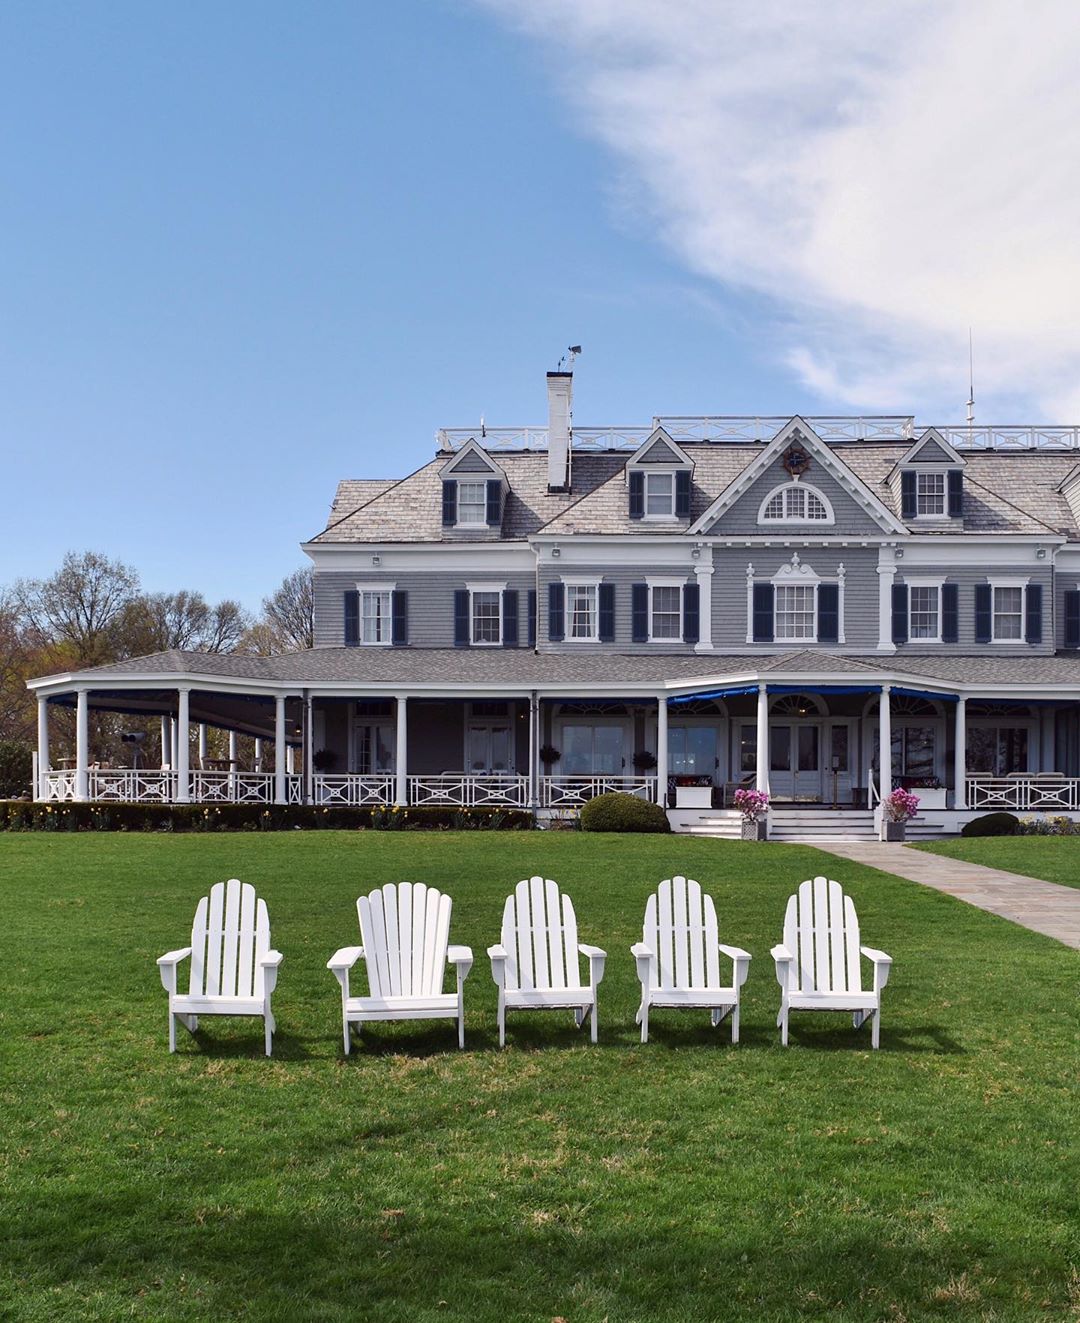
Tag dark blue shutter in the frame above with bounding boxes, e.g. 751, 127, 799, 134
502, 589, 518, 647
598, 583, 615, 642
901, 470, 917, 519
891, 583, 908, 644
817, 582, 839, 643
947, 469, 963, 518
548, 582, 565, 642
527, 589, 536, 648
442, 481, 456, 526
453, 589, 470, 647
486, 480, 502, 527
974, 584, 992, 643
682, 582, 700, 643
629, 470, 644, 520
1064, 589, 1080, 648
631, 583, 649, 642
675, 469, 692, 519
941, 583, 959, 642
1025, 582, 1043, 643
344, 591, 359, 646
391, 590, 408, 646
752, 583, 774, 643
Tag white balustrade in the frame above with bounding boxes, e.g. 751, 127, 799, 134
314, 774, 395, 806
407, 774, 529, 807
966, 776, 1080, 812
541, 775, 656, 807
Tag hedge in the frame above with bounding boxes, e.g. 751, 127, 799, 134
0, 801, 533, 833
579, 791, 670, 834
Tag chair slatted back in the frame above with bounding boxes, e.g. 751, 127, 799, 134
357, 882, 452, 998
189, 879, 271, 999
781, 876, 863, 995
500, 877, 581, 992
642, 875, 721, 991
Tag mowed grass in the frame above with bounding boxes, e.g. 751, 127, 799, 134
916, 835, 1080, 890
0, 832, 1076, 1323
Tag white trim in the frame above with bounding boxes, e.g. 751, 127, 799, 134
757, 481, 835, 526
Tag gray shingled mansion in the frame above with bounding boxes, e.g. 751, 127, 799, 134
29, 368, 1080, 838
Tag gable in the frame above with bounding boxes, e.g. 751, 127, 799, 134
707, 461, 892, 537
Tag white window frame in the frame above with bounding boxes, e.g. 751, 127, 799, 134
989, 577, 1028, 645
915, 470, 948, 518
356, 581, 396, 647
466, 581, 506, 647
757, 481, 835, 526
906, 577, 943, 644
562, 578, 600, 643
647, 577, 684, 643
456, 479, 489, 528
641, 468, 679, 521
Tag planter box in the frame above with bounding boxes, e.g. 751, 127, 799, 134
675, 785, 713, 809
741, 819, 768, 841
882, 820, 906, 842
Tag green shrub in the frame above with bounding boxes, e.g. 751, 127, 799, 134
0, 740, 33, 799
579, 791, 670, 834
961, 811, 1021, 838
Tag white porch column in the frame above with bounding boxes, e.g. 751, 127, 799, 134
75, 688, 89, 802
37, 696, 50, 800
755, 683, 769, 794
160, 714, 171, 769
274, 696, 287, 804
395, 696, 408, 805
198, 723, 208, 769
877, 553, 897, 652
879, 684, 893, 802
954, 696, 967, 810
175, 688, 190, 803
656, 695, 669, 806
694, 560, 714, 653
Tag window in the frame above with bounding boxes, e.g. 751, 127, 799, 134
909, 584, 940, 640
759, 483, 832, 524
649, 584, 682, 640
360, 589, 393, 644
567, 584, 598, 641
916, 472, 946, 515
644, 472, 675, 517
993, 585, 1024, 640
471, 590, 501, 645
774, 584, 816, 641
457, 480, 487, 525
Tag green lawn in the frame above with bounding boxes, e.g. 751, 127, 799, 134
916, 835, 1080, 890
1, 832, 1076, 1322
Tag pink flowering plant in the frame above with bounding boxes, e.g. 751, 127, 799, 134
883, 787, 920, 822
733, 787, 770, 822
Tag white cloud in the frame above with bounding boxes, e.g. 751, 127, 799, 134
478, 0, 1080, 419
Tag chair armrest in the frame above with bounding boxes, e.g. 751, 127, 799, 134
771, 943, 794, 990
447, 945, 474, 982
487, 943, 507, 987
579, 943, 606, 986
326, 945, 364, 994
718, 943, 752, 989
861, 946, 893, 991
156, 947, 191, 994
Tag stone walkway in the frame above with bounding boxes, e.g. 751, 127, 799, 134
818, 841, 1080, 950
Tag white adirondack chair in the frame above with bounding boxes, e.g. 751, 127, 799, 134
631, 875, 751, 1043
771, 875, 893, 1049
487, 876, 606, 1047
156, 878, 283, 1056
327, 882, 474, 1053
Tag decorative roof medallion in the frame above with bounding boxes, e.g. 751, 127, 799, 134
782, 442, 811, 478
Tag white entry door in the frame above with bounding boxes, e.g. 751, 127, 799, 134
770, 723, 822, 800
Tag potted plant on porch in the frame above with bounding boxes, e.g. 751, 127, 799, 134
881, 787, 920, 840
733, 787, 769, 840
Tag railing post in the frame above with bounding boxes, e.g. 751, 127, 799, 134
175, 688, 190, 803
36, 695, 50, 801
954, 697, 967, 810
395, 696, 408, 806
75, 688, 89, 802
274, 695, 287, 805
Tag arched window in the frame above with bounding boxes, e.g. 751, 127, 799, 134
758, 482, 834, 525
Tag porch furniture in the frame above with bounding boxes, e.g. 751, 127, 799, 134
771, 875, 892, 1049
328, 882, 473, 1053
156, 878, 283, 1056
631, 875, 751, 1043
487, 876, 606, 1047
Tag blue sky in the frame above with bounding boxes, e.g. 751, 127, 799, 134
3, 1, 1077, 609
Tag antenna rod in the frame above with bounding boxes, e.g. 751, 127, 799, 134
966, 329, 975, 427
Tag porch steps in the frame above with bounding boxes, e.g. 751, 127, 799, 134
768, 808, 878, 844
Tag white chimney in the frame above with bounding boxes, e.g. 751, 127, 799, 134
547, 370, 573, 491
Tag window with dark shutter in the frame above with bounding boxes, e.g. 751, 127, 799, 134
344, 591, 360, 646
1065, 589, 1080, 648
631, 583, 649, 642
974, 583, 992, 643
947, 469, 963, 518
817, 582, 839, 643
891, 583, 908, 644
598, 583, 615, 642
502, 589, 519, 647
675, 469, 692, 519
682, 582, 700, 643
441, 482, 457, 527
391, 590, 408, 646
752, 583, 774, 643
1025, 582, 1043, 643
486, 480, 503, 527
900, 470, 917, 519
527, 588, 537, 648
629, 470, 644, 520
941, 583, 958, 642
453, 589, 470, 646
548, 582, 565, 642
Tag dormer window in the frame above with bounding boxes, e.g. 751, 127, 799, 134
758, 482, 834, 525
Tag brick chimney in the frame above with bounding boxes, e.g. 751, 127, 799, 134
547, 370, 572, 492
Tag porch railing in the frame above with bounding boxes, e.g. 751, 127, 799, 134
966, 775, 1080, 812
540, 775, 656, 807
314, 774, 395, 806
408, 774, 530, 807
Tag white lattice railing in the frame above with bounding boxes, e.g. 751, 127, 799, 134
314, 774, 394, 806
541, 775, 656, 807
87, 769, 177, 803
191, 770, 275, 804
966, 776, 1080, 811
41, 770, 77, 802
408, 774, 530, 807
